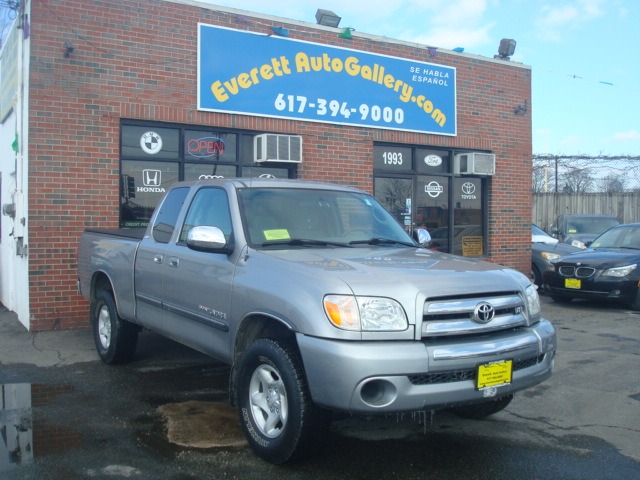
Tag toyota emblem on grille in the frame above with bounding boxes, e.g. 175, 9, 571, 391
473, 302, 495, 324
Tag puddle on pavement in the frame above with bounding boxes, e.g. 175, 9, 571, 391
0, 383, 80, 474
134, 363, 248, 458
157, 400, 247, 449
138, 363, 231, 408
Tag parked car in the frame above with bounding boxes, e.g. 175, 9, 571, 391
549, 214, 620, 248
543, 222, 640, 309
531, 224, 581, 289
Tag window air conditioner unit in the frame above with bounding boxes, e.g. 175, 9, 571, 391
254, 134, 303, 163
453, 152, 496, 175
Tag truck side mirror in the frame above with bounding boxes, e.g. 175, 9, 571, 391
413, 228, 431, 246
186, 226, 234, 254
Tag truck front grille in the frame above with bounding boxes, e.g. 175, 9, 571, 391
421, 292, 528, 338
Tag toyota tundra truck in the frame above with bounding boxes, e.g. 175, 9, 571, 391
77, 178, 556, 464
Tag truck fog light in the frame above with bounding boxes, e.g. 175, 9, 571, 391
360, 379, 397, 407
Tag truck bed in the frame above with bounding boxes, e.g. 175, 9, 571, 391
83, 228, 146, 240
77, 228, 144, 322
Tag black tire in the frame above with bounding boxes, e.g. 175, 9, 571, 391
90, 290, 139, 364
551, 295, 573, 304
236, 338, 330, 464
531, 264, 542, 288
450, 394, 514, 419
629, 290, 640, 311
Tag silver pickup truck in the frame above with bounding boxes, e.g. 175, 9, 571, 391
77, 178, 556, 464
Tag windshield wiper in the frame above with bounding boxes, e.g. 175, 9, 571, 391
349, 237, 416, 247
260, 238, 353, 248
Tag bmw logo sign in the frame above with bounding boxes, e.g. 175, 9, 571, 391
140, 131, 163, 155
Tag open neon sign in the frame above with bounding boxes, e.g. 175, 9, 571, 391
187, 136, 225, 158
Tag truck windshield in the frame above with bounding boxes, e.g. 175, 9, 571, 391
238, 187, 414, 248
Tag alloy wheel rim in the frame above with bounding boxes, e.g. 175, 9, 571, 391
248, 364, 288, 438
97, 305, 112, 349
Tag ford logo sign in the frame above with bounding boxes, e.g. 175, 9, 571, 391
424, 154, 443, 167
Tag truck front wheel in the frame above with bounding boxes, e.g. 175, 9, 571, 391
236, 338, 329, 464
90, 290, 138, 364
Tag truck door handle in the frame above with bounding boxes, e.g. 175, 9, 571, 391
168, 257, 180, 268
153, 254, 164, 264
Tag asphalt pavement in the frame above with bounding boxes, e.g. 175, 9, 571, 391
1, 297, 639, 479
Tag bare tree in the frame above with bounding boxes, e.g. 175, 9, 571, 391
560, 167, 594, 194
532, 162, 556, 193
599, 174, 625, 194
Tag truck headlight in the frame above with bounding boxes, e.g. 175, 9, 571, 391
524, 285, 541, 324
602, 264, 636, 277
324, 295, 408, 332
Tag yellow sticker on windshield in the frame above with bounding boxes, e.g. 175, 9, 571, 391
264, 229, 290, 241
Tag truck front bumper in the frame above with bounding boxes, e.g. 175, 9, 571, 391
297, 319, 556, 414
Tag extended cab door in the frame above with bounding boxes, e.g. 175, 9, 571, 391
134, 187, 190, 334
161, 187, 235, 360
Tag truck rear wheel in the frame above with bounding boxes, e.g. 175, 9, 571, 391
236, 338, 329, 464
450, 394, 514, 419
91, 290, 138, 364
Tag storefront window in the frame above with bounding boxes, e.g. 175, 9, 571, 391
452, 177, 484, 256
374, 143, 488, 256
373, 146, 412, 173
120, 122, 297, 228
184, 131, 237, 162
120, 160, 179, 228
416, 148, 450, 174
185, 163, 237, 180
241, 165, 291, 178
121, 126, 179, 160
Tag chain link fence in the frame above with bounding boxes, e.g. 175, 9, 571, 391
532, 155, 640, 229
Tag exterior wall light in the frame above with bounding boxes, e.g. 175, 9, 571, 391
514, 100, 528, 115
315, 9, 341, 27
495, 38, 516, 60
64, 41, 74, 58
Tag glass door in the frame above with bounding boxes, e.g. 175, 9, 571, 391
416, 175, 450, 251
374, 177, 414, 233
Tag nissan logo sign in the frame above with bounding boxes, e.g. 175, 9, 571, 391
473, 302, 495, 324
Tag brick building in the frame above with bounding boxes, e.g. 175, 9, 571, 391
0, 0, 532, 331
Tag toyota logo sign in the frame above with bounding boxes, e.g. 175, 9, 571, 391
473, 302, 495, 324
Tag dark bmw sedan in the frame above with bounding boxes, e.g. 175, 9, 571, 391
543, 223, 640, 309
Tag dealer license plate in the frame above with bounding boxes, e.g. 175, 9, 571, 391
565, 278, 581, 289
476, 360, 513, 390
